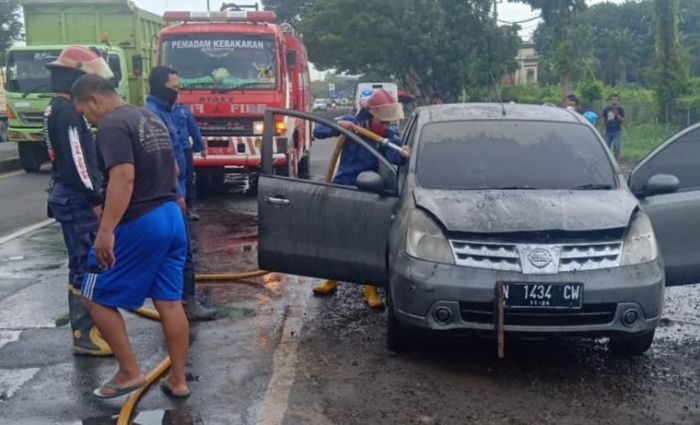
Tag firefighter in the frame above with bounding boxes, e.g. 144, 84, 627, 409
146, 66, 217, 321
44, 46, 114, 355
312, 89, 411, 308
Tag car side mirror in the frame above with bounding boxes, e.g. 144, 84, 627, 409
643, 174, 680, 197
286, 51, 297, 68
356, 171, 385, 195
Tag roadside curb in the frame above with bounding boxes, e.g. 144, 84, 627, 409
0, 157, 21, 174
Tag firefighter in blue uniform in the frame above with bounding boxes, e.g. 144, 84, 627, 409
146, 66, 217, 321
172, 103, 206, 221
44, 46, 114, 355
311, 89, 411, 308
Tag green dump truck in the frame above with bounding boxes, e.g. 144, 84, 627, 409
5, 0, 164, 171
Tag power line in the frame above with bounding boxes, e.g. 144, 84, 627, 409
497, 14, 542, 25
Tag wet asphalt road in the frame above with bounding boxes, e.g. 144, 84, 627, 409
1, 111, 700, 424
0, 167, 51, 239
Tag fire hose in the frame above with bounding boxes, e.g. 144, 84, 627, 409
119, 122, 395, 423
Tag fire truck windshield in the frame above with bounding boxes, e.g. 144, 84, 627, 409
161, 34, 278, 91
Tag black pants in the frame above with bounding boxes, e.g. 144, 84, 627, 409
185, 149, 196, 211
183, 209, 196, 296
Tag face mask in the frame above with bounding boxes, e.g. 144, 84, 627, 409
370, 119, 389, 136
153, 86, 179, 110
566, 105, 576, 112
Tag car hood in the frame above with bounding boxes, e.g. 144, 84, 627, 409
413, 188, 638, 233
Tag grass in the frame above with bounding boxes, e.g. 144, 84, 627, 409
620, 123, 679, 161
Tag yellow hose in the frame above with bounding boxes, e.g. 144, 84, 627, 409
117, 356, 172, 425
131, 307, 161, 321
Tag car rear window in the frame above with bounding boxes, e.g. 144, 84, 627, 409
416, 120, 616, 190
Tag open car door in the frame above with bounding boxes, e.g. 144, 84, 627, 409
629, 123, 700, 285
257, 109, 399, 285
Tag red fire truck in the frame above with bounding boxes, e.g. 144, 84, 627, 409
158, 4, 312, 192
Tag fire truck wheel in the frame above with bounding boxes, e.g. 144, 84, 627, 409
298, 152, 310, 179
274, 164, 290, 177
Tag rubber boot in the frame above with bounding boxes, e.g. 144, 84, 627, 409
313, 280, 338, 295
183, 268, 217, 321
364, 285, 384, 309
68, 287, 113, 356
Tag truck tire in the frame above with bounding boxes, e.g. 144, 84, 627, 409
18, 142, 48, 172
608, 330, 655, 356
0, 120, 7, 143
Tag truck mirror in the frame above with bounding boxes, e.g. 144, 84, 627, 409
132, 55, 143, 77
286, 51, 297, 68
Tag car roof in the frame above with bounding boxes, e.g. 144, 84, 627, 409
417, 103, 585, 124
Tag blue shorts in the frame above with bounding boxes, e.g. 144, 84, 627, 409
82, 201, 187, 309
605, 130, 622, 152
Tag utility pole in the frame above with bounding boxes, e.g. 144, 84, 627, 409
494, 0, 498, 21
207, 0, 211, 11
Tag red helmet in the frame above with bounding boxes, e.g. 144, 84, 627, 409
46, 46, 113, 79
361, 89, 404, 122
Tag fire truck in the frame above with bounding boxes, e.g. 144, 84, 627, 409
157, 4, 312, 193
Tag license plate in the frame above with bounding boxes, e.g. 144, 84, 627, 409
504, 283, 583, 309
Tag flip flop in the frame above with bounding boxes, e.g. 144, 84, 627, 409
93, 380, 146, 399
160, 378, 191, 399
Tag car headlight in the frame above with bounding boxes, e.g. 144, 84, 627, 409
405, 209, 455, 264
621, 211, 659, 265
253, 121, 264, 135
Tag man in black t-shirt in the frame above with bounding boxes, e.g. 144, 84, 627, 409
44, 46, 113, 357
600, 94, 625, 160
72, 75, 191, 399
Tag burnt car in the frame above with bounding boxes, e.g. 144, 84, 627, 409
257, 104, 700, 355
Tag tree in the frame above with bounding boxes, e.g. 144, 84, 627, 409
298, 0, 520, 101
261, 0, 316, 23
524, 0, 586, 97
648, 0, 689, 119
0, 0, 23, 66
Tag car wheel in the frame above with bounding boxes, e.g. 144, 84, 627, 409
608, 330, 655, 356
385, 283, 414, 352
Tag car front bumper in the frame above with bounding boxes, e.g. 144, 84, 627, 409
389, 253, 664, 337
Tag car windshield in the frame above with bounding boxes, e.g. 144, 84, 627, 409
416, 120, 616, 190
6, 50, 61, 93
160, 34, 278, 90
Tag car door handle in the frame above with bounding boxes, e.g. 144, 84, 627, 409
265, 196, 291, 206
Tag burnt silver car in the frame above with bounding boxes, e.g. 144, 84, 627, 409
257, 104, 700, 355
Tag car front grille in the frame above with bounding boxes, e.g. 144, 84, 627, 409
558, 242, 623, 272
19, 112, 44, 125
459, 302, 617, 326
449, 240, 623, 273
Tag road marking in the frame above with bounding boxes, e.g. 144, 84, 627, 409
0, 281, 65, 329
0, 331, 22, 350
0, 367, 40, 401
0, 219, 56, 246
0, 170, 25, 180
258, 283, 306, 425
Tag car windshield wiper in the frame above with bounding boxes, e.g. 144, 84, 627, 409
497, 185, 540, 190
22, 84, 51, 98
570, 183, 614, 190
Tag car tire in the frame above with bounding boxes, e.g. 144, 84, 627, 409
608, 330, 655, 356
386, 283, 414, 352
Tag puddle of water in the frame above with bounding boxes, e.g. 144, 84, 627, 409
80, 407, 201, 425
